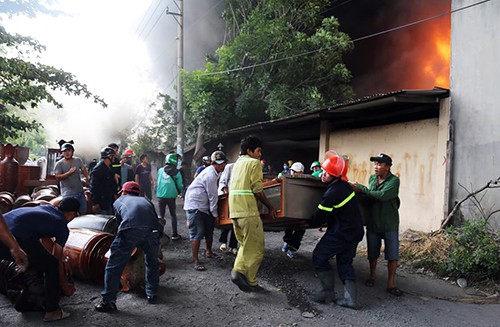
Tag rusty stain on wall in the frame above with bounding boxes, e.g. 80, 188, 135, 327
428, 152, 434, 184
349, 159, 369, 183
419, 164, 426, 195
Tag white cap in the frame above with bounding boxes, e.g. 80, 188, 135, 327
290, 162, 305, 173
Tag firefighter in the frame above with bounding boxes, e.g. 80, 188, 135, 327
90, 147, 117, 214
309, 153, 364, 309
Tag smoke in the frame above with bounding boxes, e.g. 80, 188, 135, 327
330, 0, 451, 97
0, 0, 225, 162
140, 0, 225, 89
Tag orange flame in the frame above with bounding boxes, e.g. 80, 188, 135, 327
423, 23, 450, 88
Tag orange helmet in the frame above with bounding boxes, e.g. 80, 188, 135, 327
121, 148, 134, 158
321, 155, 348, 181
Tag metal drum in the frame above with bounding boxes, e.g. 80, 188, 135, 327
31, 187, 58, 201
0, 192, 15, 213
64, 228, 166, 290
13, 195, 33, 209
63, 228, 114, 284
67, 215, 117, 235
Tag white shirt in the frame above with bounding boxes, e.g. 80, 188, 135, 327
183, 165, 220, 217
218, 163, 234, 195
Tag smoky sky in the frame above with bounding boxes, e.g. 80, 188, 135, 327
328, 0, 451, 97
141, 0, 451, 99
138, 0, 225, 93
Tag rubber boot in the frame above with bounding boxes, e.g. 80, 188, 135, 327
311, 270, 335, 304
336, 280, 357, 309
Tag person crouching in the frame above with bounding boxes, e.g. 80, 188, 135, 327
95, 181, 163, 311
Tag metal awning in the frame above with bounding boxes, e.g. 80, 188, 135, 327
218, 87, 449, 139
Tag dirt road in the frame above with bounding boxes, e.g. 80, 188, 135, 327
1, 201, 499, 326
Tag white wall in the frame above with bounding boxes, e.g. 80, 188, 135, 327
325, 109, 449, 232
451, 0, 500, 227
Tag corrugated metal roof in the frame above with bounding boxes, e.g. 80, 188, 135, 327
218, 87, 449, 137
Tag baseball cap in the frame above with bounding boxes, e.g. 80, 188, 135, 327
58, 197, 80, 213
370, 153, 392, 166
121, 181, 141, 194
210, 151, 227, 165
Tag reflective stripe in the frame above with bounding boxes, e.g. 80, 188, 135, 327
230, 190, 254, 196
317, 191, 355, 212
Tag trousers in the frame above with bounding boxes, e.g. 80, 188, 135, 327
312, 230, 360, 281
158, 198, 178, 235
232, 215, 264, 286
101, 228, 160, 302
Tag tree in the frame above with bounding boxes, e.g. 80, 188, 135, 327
130, 93, 178, 158
5, 106, 48, 157
181, 0, 354, 146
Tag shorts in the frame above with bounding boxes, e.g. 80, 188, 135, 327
186, 209, 214, 241
366, 230, 399, 261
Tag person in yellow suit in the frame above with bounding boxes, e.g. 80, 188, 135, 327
229, 135, 277, 292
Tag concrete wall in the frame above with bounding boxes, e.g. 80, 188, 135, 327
451, 0, 500, 227
323, 101, 450, 232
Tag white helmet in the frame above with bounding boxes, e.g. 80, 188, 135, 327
290, 162, 305, 173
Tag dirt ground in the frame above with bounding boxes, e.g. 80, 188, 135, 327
1, 200, 500, 327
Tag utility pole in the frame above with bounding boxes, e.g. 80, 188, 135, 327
166, 0, 184, 159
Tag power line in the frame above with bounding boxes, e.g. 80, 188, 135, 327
143, 3, 170, 40
137, 0, 167, 39
135, 0, 161, 35
147, 0, 225, 71
198, 0, 491, 77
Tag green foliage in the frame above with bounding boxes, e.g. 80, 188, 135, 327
130, 93, 177, 155
4, 106, 47, 157
182, 0, 354, 139
445, 219, 500, 280
0, 0, 63, 19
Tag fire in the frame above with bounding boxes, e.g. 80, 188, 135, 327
423, 23, 451, 88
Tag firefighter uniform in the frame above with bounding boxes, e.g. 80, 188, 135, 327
311, 180, 364, 279
229, 155, 265, 287
309, 153, 363, 308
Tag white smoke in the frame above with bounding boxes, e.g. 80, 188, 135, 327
0, 0, 225, 161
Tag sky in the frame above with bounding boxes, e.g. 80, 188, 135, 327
0, 0, 224, 159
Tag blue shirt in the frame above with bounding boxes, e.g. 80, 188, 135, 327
113, 194, 162, 232
3, 205, 69, 246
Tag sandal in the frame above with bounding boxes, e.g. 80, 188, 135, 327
193, 263, 207, 271
364, 278, 375, 287
204, 251, 218, 259
386, 287, 403, 296
43, 308, 71, 322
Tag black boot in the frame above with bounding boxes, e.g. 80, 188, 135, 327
311, 270, 335, 304
336, 280, 357, 309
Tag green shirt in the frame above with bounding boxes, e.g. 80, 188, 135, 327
358, 171, 400, 233
312, 169, 323, 178
229, 155, 263, 218
155, 166, 183, 199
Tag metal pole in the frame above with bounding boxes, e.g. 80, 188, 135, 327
176, 0, 184, 158
166, 1, 184, 159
